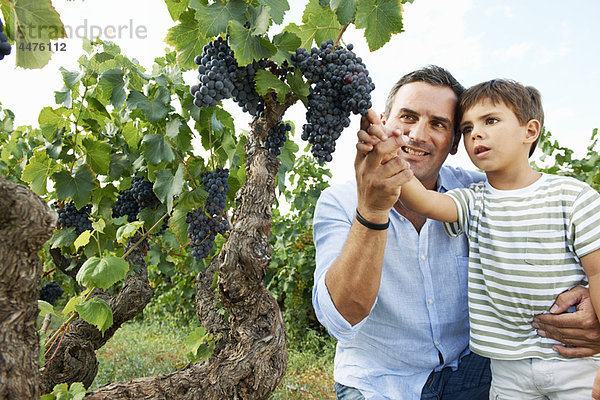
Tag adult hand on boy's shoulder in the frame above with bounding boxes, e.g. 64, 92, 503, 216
533, 286, 600, 357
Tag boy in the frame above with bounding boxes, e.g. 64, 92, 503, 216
396, 79, 600, 399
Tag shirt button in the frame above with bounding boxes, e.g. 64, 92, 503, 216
421, 255, 426, 260
435, 340, 440, 346
428, 299, 434, 305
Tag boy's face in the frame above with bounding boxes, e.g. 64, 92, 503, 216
459, 99, 537, 173
382, 81, 459, 189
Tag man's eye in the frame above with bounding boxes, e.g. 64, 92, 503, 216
400, 114, 415, 121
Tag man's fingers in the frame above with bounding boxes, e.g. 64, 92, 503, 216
360, 109, 381, 131
357, 129, 378, 145
550, 286, 587, 314
356, 141, 374, 154
551, 344, 600, 358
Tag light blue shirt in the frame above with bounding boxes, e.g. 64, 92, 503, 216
312, 166, 485, 400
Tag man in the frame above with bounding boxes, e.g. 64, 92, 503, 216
312, 65, 600, 400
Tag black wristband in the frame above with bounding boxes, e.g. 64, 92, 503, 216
355, 209, 390, 230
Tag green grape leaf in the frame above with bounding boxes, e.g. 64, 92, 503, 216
39, 382, 86, 400
38, 300, 55, 317
287, 0, 340, 48
171, 206, 192, 246
178, 187, 208, 210
228, 20, 277, 66
331, 0, 358, 25
75, 298, 113, 336
74, 230, 92, 251
53, 165, 96, 209
54, 87, 72, 108
121, 122, 140, 152
3, 0, 67, 69
49, 227, 77, 249
286, 67, 309, 106
164, 0, 190, 20
126, 87, 172, 122
192, 0, 247, 38
184, 326, 216, 362
246, 5, 271, 36
142, 134, 176, 164
98, 69, 126, 108
116, 221, 143, 245
60, 67, 84, 88
255, 70, 290, 104
355, 0, 404, 51
272, 31, 301, 64
76, 255, 130, 290
82, 138, 111, 175
258, 0, 289, 25
21, 151, 60, 195
154, 166, 184, 212
165, 118, 193, 154
165, 9, 209, 70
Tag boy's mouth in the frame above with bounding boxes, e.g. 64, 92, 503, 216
473, 145, 490, 157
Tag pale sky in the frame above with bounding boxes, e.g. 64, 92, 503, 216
1, 0, 599, 186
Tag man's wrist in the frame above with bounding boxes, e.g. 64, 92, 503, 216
355, 209, 390, 230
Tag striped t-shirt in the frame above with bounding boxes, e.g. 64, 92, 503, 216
444, 173, 600, 360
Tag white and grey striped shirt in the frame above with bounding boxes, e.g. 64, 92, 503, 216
444, 173, 600, 360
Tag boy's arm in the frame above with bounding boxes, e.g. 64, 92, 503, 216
401, 176, 458, 223
580, 249, 600, 336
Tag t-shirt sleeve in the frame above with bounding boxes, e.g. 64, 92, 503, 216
443, 188, 475, 238
570, 184, 600, 258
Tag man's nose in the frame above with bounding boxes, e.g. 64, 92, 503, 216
407, 121, 427, 142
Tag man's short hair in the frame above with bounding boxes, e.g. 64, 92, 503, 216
383, 65, 465, 134
458, 79, 544, 157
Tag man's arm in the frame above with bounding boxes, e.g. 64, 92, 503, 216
321, 112, 412, 326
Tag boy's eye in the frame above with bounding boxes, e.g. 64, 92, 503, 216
461, 126, 472, 135
486, 117, 499, 125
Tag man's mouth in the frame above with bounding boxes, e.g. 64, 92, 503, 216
402, 146, 429, 156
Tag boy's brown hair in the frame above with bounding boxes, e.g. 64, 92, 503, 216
458, 79, 544, 157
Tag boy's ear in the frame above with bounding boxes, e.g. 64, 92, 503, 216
524, 119, 541, 144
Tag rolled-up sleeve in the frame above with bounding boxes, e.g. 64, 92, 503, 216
312, 183, 372, 343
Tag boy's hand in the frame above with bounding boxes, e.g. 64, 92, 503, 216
356, 110, 403, 155
532, 286, 600, 357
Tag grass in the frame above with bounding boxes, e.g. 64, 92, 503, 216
91, 319, 336, 398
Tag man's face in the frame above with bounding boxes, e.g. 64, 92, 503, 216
382, 82, 459, 189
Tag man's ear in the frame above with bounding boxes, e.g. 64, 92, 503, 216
524, 119, 541, 144
449, 132, 460, 155
380, 113, 386, 125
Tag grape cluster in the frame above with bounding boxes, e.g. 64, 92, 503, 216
186, 211, 229, 260
57, 202, 93, 235
186, 168, 230, 261
291, 40, 375, 163
191, 37, 266, 117
40, 282, 64, 305
200, 168, 229, 216
112, 176, 159, 222
231, 59, 267, 116
0, 18, 11, 60
131, 176, 160, 209
264, 121, 292, 157
190, 36, 237, 108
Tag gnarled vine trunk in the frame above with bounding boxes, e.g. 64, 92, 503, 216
85, 98, 293, 399
0, 176, 57, 400
40, 237, 153, 394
